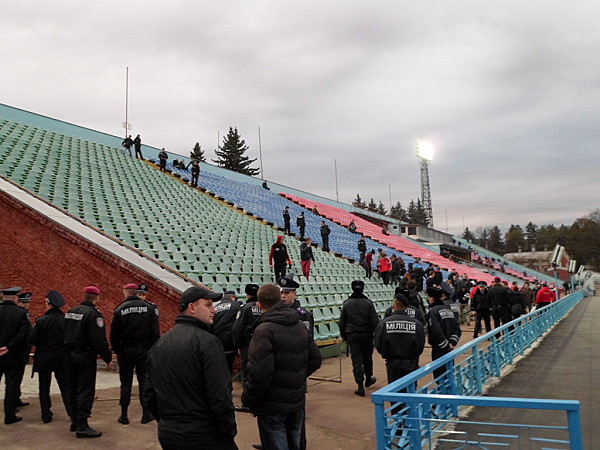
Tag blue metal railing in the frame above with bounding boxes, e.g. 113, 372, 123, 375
372, 290, 585, 449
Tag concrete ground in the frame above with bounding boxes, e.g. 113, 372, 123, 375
3, 301, 589, 450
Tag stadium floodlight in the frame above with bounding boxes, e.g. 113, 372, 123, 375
416, 139, 434, 162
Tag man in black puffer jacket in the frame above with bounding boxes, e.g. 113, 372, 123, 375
242, 284, 322, 450
143, 286, 237, 450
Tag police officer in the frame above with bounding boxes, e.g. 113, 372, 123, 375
340, 280, 379, 396
296, 212, 306, 240
0, 287, 30, 424
320, 221, 331, 252
375, 295, 425, 384
133, 134, 143, 159
488, 277, 511, 328
213, 290, 242, 374
30, 290, 71, 423
158, 148, 168, 173
187, 159, 201, 187
384, 290, 425, 326
470, 281, 491, 338
357, 236, 367, 266
64, 286, 112, 438
110, 283, 160, 425
232, 284, 261, 413
279, 274, 314, 338
282, 206, 291, 234
14, 292, 32, 412
427, 286, 461, 382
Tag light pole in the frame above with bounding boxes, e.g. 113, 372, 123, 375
416, 139, 434, 228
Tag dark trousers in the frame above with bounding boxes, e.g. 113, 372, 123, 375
431, 346, 452, 382
39, 368, 71, 420
159, 436, 238, 450
224, 351, 236, 375
0, 367, 21, 420
68, 351, 97, 427
15, 363, 26, 400
364, 263, 372, 278
386, 359, 418, 415
274, 263, 287, 282
191, 172, 199, 187
322, 236, 329, 251
381, 271, 390, 285
299, 226, 305, 239
359, 251, 366, 266
160, 161, 166, 172
135, 147, 143, 159
118, 354, 148, 413
347, 332, 374, 385
492, 305, 512, 329
257, 409, 304, 450
284, 221, 291, 234
473, 310, 492, 338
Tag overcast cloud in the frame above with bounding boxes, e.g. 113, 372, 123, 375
1, 1, 598, 235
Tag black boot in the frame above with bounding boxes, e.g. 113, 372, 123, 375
76, 422, 102, 438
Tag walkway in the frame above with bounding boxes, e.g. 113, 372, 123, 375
454, 295, 599, 449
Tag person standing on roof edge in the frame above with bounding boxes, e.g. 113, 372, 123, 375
320, 221, 330, 252
300, 238, 315, 281
339, 280, 379, 397
133, 134, 143, 159
282, 206, 291, 235
296, 212, 306, 240
269, 235, 292, 282
158, 148, 168, 173
110, 283, 160, 426
187, 159, 200, 188
122, 135, 133, 157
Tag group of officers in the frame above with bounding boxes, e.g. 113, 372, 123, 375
0, 273, 463, 448
0, 283, 159, 438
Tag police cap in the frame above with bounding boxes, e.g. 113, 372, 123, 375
48, 290, 65, 307
278, 274, 300, 291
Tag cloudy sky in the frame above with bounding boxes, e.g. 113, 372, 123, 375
1, 1, 598, 235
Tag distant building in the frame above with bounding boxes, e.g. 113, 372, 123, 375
504, 246, 572, 281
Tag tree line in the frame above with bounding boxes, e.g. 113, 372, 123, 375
462, 210, 600, 271
352, 194, 430, 226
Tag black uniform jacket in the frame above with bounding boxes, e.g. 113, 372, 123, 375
0, 300, 31, 369
30, 307, 68, 372
110, 295, 160, 358
291, 299, 314, 339
213, 299, 242, 352
488, 284, 510, 307
470, 289, 490, 312
242, 302, 322, 416
63, 300, 112, 364
232, 300, 262, 349
427, 301, 462, 351
384, 305, 425, 325
375, 310, 426, 361
143, 315, 237, 445
339, 293, 379, 339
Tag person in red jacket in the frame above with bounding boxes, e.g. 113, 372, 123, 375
535, 284, 556, 308
378, 252, 392, 285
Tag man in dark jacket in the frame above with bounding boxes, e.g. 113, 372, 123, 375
122, 135, 133, 157
63, 286, 112, 438
187, 159, 201, 187
488, 277, 511, 328
409, 258, 425, 292
110, 283, 160, 425
296, 212, 306, 240
143, 286, 238, 449
384, 291, 425, 326
320, 221, 331, 252
357, 236, 367, 266
133, 134, 143, 159
470, 282, 491, 338
242, 284, 322, 450
30, 290, 71, 423
279, 274, 314, 338
339, 280, 379, 396
427, 287, 461, 382
282, 206, 291, 234
158, 148, 168, 173
0, 286, 31, 425
375, 295, 426, 383
213, 290, 242, 374
300, 238, 315, 280
269, 235, 292, 282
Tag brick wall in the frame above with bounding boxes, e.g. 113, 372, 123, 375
0, 190, 181, 335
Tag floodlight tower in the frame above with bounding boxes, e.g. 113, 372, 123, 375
416, 139, 434, 227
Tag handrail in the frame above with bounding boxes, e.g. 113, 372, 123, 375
372, 290, 585, 449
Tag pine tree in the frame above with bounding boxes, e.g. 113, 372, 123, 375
190, 142, 206, 162
525, 221, 538, 250
352, 194, 367, 209
389, 201, 407, 221
376, 201, 387, 216
462, 227, 475, 242
212, 127, 260, 176
367, 198, 378, 213
504, 224, 526, 253
487, 225, 504, 254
